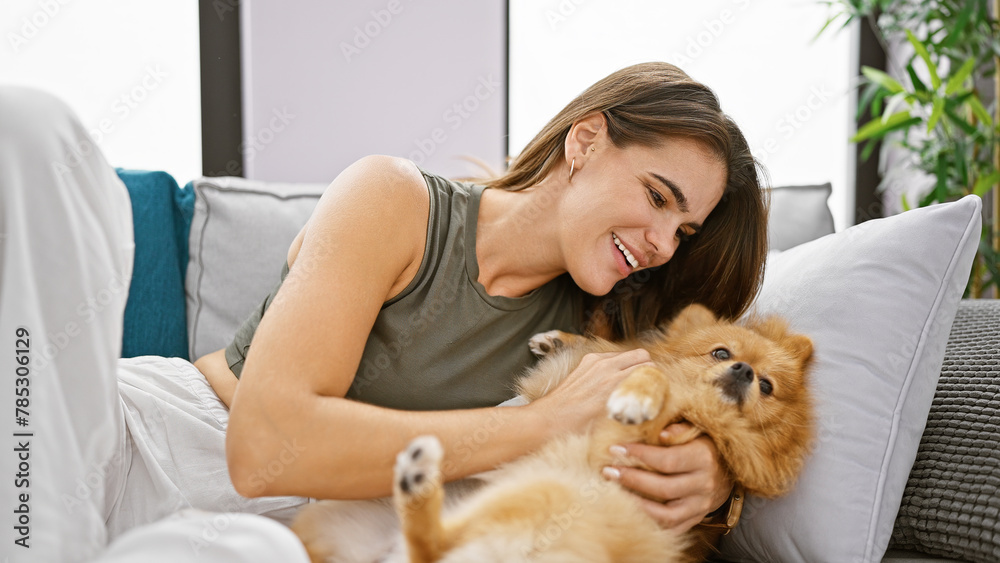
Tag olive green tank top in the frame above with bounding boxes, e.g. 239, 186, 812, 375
224, 170, 582, 411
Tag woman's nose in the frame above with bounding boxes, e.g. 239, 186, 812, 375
647, 224, 681, 266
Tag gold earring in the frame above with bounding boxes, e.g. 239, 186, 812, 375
591, 146, 596, 152
569, 157, 576, 181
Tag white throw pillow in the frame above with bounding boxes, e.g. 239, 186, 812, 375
185, 177, 325, 360
719, 195, 982, 562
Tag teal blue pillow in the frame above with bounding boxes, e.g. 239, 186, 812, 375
116, 169, 194, 359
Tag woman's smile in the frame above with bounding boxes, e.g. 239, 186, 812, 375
612, 232, 640, 270
611, 232, 634, 277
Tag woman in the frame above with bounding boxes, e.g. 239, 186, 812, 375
0, 61, 764, 562
197, 62, 767, 533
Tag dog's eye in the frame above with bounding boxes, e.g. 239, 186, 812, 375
759, 378, 774, 396
711, 348, 731, 361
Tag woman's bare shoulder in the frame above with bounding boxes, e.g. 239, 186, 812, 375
288, 155, 429, 270
320, 155, 428, 212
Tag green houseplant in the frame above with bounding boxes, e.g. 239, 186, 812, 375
819, 0, 999, 296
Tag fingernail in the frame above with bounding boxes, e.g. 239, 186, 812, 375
659, 428, 672, 440
602, 466, 621, 481
609, 444, 627, 457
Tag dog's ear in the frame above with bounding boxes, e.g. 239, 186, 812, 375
782, 333, 814, 368
663, 303, 717, 335
749, 316, 814, 369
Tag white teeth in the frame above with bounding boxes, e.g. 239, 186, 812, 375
612, 233, 639, 269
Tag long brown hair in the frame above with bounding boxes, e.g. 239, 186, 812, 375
486, 62, 769, 339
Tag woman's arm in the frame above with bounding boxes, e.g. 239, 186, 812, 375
226, 155, 644, 500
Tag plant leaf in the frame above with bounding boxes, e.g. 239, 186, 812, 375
956, 145, 969, 188
920, 190, 938, 207
973, 172, 1000, 197
906, 64, 928, 93
883, 92, 911, 118
968, 94, 993, 126
858, 81, 882, 120
945, 57, 977, 95
814, 13, 848, 41
941, 0, 975, 48
906, 29, 941, 90
928, 96, 946, 132
944, 106, 979, 135
862, 66, 904, 94
852, 111, 922, 142
860, 139, 879, 162
934, 152, 948, 202
872, 88, 888, 115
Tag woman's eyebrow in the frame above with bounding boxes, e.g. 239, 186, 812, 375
650, 172, 689, 213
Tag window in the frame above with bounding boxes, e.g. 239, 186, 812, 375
1, 1, 202, 183
509, 0, 857, 230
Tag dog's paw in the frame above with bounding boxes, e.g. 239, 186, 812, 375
606, 389, 659, 425
394, 435, 443, 499
529, 330, 565, 358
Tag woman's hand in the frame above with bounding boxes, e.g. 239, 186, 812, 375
531, 349, 653, 436
602, 422, 732, 533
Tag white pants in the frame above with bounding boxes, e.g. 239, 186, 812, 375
0, 86, 309, 562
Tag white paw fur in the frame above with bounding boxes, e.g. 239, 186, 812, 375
394, 435, 443, 499
606, 390, 658, 425
528, 330, 564, 358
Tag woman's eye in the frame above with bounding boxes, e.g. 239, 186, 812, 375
676, 229, 692, 242
647, 186, 666, 208
711, 348, 730, 361
759, 378, 774, 396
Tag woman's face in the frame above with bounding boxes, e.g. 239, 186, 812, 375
560, 135, 727, 296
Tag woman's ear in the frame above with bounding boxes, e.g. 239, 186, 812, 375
564, 112, 606, 166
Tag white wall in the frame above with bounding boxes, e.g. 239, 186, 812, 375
241, 0, 507, 183
0, 0, 202, 184
509, 0, 857, 230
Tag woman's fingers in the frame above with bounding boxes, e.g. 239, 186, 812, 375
604, 463, 714, 510
626, 438, 718, 476
538, 349, 653, 430
635, 496, 707, 533
602, 435, 733, 533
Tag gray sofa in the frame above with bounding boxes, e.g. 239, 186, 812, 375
119, 172, 997, 562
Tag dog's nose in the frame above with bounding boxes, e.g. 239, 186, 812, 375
728, 362, 754, 384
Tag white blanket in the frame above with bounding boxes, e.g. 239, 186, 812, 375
0, 85, 307, 563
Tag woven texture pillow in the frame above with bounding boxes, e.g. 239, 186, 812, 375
889, 299, 1000, 563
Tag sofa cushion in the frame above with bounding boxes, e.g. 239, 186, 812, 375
719, 195, 982, 562
117, 168, 194, 359
889, 299, 1000, 563
767, 183, 835, 251
185, 177, 326, 361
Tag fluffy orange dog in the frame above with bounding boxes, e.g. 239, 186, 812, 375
293, 304, 815, 562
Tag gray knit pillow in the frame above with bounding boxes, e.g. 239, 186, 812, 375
890, 299, 1000, 563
